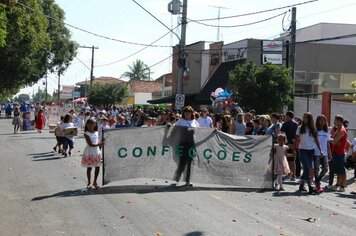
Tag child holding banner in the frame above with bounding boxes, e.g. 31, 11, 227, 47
82, 119, 105, 190
273, 134, 291, 191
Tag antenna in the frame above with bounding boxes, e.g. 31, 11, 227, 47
208, 5, 230, 41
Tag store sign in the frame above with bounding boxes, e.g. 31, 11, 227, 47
262, 54, 283, 65
222, 40, 248, 62
262, 40, 283, 52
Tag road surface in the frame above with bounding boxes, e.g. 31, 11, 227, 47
0, 117, 355, 236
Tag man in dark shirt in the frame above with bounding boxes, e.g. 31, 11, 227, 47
281, 111, 299, 180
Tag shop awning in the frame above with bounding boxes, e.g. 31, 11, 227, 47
148, 94, 197, 104
195, 60, 245, 104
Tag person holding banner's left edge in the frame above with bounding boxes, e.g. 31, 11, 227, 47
172, 106, 199, 187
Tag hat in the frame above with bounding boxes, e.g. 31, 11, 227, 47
201, 108, 208, 112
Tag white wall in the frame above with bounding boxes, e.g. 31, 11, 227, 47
294, 97, 356, 129
200, 51, 210, 89
134, 92, 152, 105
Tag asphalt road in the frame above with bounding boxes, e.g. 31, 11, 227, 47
0, 117, 355, 236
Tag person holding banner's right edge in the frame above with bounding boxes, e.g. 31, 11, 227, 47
172, 106, 200, 187
295, 112, 323, 195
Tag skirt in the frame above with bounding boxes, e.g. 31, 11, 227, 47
274, 155, 290, 176
81, 146, 102, 167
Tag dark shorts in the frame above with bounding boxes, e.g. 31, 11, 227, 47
286, 149, 295, 162
331, 153, 346, 175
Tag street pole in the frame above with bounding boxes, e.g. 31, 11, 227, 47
57, 72, 61, 103
78, 45, 98, 87
90, 46, 95, 86
177, 0, 187, 95
290, 7, 297, 93
45, 73, 48, 101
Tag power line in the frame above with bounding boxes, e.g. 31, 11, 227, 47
148, 54, 176, 69
95, 24, 181, 68
130, 0, 181, 41
189, 11, 287, 28
16, 1, 171, 48
191, 0, 319, 22
75, 56, 91, 71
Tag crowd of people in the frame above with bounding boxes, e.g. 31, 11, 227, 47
3, 101, 356, 193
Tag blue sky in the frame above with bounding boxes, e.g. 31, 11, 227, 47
18, 0, 356, 96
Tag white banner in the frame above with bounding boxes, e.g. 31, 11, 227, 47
103, 126, 273, 188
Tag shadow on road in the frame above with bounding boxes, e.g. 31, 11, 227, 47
31, 185, 271, 201
32, 156, 62, 161
334, 192, 356, 200
183, 231, 205, 236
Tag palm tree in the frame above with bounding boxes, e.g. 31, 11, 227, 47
122, 59, 150, 81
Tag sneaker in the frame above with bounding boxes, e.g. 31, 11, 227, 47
315, 183, 323, 193
337, 187, 345, 192
330, 185, 339, 191
184, 182, 193, 187
279, 187, 285, 191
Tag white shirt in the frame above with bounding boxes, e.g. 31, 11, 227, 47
60, 122, 75, 141
175, 119, 200, 128
352, 138, 356, 153
314, 130, 331, 156
197, 116, 213, 128
111, 109, 119, 117
296, 126, 316, 150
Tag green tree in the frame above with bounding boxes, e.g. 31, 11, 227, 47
0, 3, 7, 47
0, 0, 51, 98
41, 0, 77, 74
122, 59, 150, 81
14, 93, 30, 103
0, 0, 77, 98
88, 84, 127, 108
229, 62, 293, 113
33, 88, 52, 103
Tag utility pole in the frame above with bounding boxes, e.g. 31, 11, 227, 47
177, 0, 187, 95
45, 73, 48, 101
78, 45, 98, 87
290, 7, 297, 93
57, 72, 61, 102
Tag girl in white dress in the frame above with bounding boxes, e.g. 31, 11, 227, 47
273, 134, 291, 191
82, 119, 105, 189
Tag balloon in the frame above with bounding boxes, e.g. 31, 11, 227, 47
214, 88, 224, 96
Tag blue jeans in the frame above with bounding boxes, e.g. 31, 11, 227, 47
299, 149, 314, 183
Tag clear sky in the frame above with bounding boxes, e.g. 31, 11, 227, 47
18, 0, 356, 97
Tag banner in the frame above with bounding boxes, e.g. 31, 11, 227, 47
46, 106, 81, 126
103, 126, 273, 188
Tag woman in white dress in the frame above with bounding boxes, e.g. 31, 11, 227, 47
81, 119, 105, 189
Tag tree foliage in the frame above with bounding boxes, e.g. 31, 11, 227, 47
0, 3, 7, 47
0, 0, 77, 99
13, 93, 30, 103
88, 84, 127, 108
41, 0, 77, 74
229, 62, 293, 113
122, 59, 150, 81
33, 88, 52, 103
